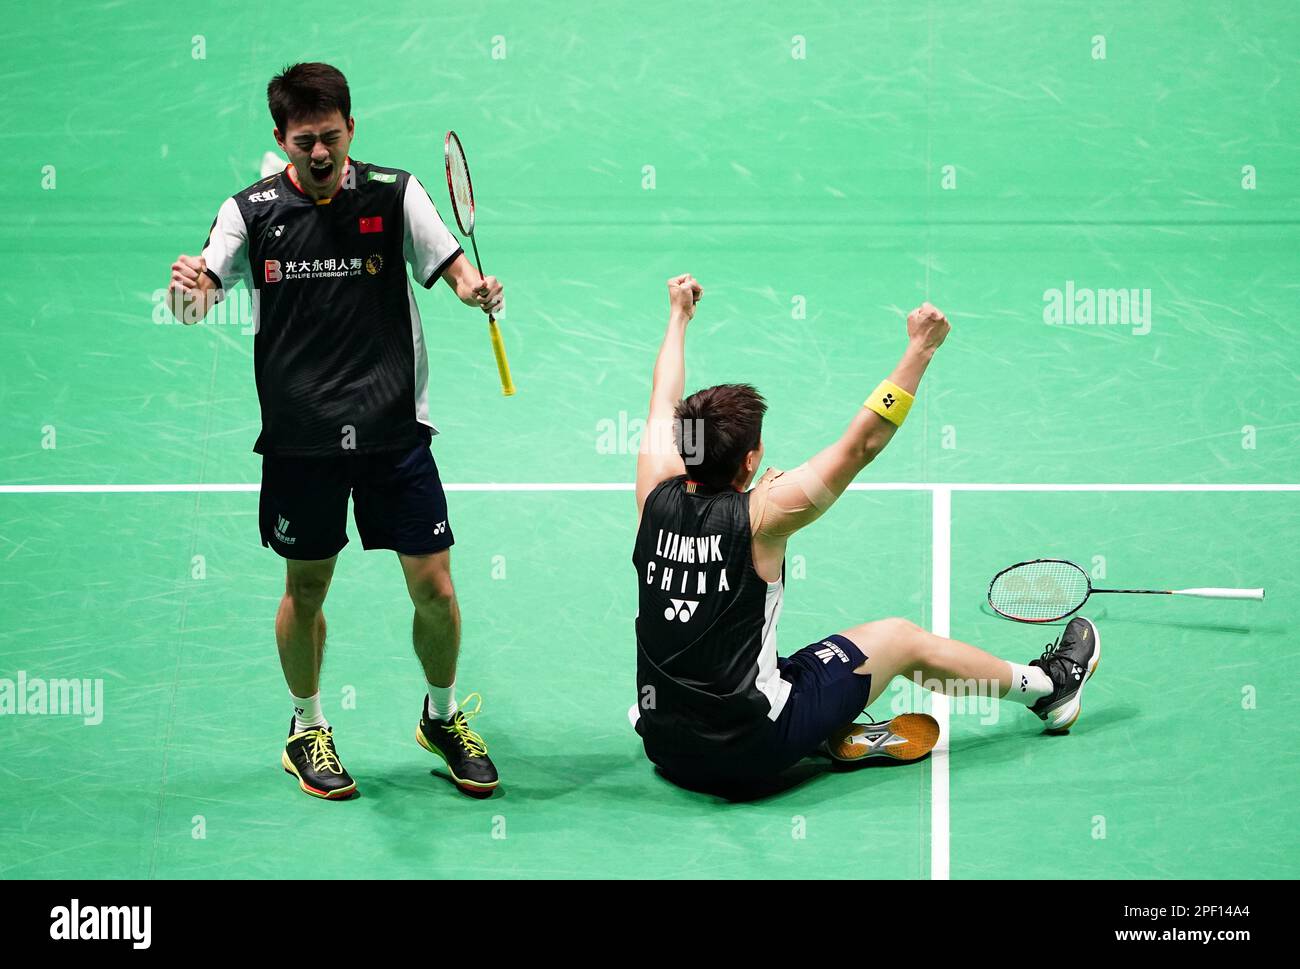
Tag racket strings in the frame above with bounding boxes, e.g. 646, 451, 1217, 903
445, 134, 475, 235
989, 560, 1089, 622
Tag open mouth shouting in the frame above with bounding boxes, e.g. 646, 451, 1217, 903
308, 160, 335, 184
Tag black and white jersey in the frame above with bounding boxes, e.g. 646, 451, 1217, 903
632, 476, 789, 750
200, 159, 463, 456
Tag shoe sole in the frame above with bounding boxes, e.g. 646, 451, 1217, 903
828, 712, 941, 763
415, 727, 499, 797
1043, 619, 1102, 733
281, 751, 357, 800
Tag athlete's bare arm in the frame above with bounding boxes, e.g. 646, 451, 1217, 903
636, 274, 703, 516
440, 252, 503, 316
752, 303, 950, 558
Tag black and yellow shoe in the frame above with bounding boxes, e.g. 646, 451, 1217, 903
415, 693, 499, 798
825, 713, 940, 764
1029, 616, 1102, 733
282, 721, 357, 800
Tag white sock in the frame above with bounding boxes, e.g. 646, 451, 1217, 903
291, 691, 328, 732
427, 680, 458, 720
1002, 663, 1053, 705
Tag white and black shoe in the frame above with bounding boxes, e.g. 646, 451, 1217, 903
1029, 616, 1102, 732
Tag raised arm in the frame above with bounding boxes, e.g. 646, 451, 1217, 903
759, 302, 950, 537
635, 274, 703, 514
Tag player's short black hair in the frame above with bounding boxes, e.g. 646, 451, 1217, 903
267, 62, 351, 131
674, 384, 767, 490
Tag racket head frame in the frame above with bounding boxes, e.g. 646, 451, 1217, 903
444, 130, 476, 237
987, 557, 1092, 624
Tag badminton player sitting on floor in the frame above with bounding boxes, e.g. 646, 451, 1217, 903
166, 63, 504, 801
631, 274, 1101, 792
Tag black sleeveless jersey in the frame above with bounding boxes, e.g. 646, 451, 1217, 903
199, 159, 463, 456
633, 476, 789, 753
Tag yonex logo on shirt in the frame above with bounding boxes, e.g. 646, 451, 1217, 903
433, 521, 447, 535
664, 599, 699, 623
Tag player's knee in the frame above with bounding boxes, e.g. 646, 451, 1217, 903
285, 575, 330, 613
875, 616, 928, 659
877, 616, 922, 641
409, 572, 456, 612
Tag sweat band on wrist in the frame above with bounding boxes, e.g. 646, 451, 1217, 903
864, 380, 914, 426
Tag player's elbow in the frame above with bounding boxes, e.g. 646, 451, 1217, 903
853, 435, 886, 468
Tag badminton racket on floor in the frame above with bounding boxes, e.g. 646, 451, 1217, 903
444, 130, 515, 396
988, 558, 1264, 623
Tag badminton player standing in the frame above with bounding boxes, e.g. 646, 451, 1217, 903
631, 274, 1102, 792
167, 63, 503, 800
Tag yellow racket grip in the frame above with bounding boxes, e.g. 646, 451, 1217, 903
488, 316, 515, 396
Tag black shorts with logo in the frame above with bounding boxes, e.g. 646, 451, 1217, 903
637, 634, 874, 791
258, 438, 454, 560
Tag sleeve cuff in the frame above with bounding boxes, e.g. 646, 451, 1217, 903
202, 267, 224, 291
423, 247, 464, 289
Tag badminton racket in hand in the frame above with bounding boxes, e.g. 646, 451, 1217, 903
988, 558, 1264, 623
444, 130, 515, 396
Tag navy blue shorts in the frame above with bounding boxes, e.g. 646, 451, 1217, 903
644, 633, 874, 788
258, 440, 454, 560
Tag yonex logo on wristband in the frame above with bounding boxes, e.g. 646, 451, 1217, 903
865, 380, 914, 426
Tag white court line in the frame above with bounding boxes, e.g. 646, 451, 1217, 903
0, 476, 1288, 879
929, 487, 952, 881
1, 482, 1297, 494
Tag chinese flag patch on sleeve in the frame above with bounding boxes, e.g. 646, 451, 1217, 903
359, 216, 383, 233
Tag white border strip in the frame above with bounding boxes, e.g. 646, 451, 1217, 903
929, 487, 952, 881
1, 482, 1296, 495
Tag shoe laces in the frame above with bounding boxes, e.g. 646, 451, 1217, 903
442, 692, 488, 757
1037, 632, 1065, 665
305, 728, 343, 775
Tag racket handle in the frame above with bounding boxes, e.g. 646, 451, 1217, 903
488, 317, 515, 397
1172, 588, 1265, 600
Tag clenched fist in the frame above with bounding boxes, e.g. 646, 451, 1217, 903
167, 254, 216, 324
170, 254, 207, 297
907, 301, 950, 352
667, 273, 703, 322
